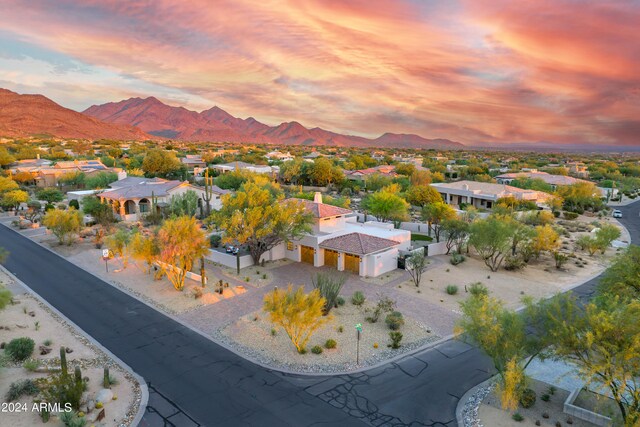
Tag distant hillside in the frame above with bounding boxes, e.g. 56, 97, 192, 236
0, 89, 150, 140
84, 96, 464, 148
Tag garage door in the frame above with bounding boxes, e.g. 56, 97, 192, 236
324, 249, 338, 268
344, 253, 360, 274
301, 245, 314, 265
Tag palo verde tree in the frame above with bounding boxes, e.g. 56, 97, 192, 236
211, 182, 312, 265
128, 232, 159, 274
441, 218, 469, 255
156, 216, 209, 291
263, 285, 329, 354
598, 245, 640, 300
468, 216, 514, 271
42, 208, 82, 245
361, 185, 410, 224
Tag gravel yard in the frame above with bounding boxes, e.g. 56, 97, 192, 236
218, 301, 440, 373
0, 269, 140, 427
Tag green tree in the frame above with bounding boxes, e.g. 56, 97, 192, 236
406, 250, 428, 287
362, 188, 409, 223
35, 188, 64, 204
598, 245, 640, 300
157, 216, 209, 291
214, 170, 249, 190
142, 149, 183, 178
421, 202, 457, 242
263, 285, 329, 353
169, 190, 199, 217
442, 218, 469, 254
105, 229, 132, 268
536, 295, 640, 425
42, 208, 82, 245
84, 172, 118, 189
405, 185, 443, 207
469, 216, 514, 271
58, 171, 85, 188
211, 182, 313, 265
595, 223, 621, 253
0, 148, 16, 167
82, 196, 115, 229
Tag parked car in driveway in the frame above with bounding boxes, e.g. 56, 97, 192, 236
612, 209, 622, 218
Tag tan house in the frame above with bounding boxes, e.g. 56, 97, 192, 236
431, 180, 551, 209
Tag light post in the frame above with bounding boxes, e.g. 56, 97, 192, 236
355, 323, 362, 365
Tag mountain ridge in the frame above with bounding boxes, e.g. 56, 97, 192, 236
84, 96, 464, 149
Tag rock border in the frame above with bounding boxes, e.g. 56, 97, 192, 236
455, 377, 496, 427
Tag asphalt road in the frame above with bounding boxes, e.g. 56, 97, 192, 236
0, 201, 637, 427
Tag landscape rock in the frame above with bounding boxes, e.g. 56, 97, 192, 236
95, 388, 113, 404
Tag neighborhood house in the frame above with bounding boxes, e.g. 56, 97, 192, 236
431, 180, 551, 209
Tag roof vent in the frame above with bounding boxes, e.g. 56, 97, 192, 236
314, 192, 323, 204
462, 183, 469, 191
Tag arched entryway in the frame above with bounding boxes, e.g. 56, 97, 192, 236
124, 200, 136, 215
139, 198, 150, 214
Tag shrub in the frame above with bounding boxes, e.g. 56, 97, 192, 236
337, 326, 344, 333
519, 388, 537, 408
23, 358, 41, 372
385, 311, 405, 330
209, 234, 221, 248
445, 285, 458, 295
325, 339, 337, 349
563, 211, 579, 220
366, 296, 396, 323
311, 345, 323, 354
389, 331, 403, 349
335, 296, 345, 307
68, 199, 80, 210
312, 273, 346, 315
5, 337, 35, 361
5, 379, 39, 401
553, 210, 561, 218
554, 252, 568, 269
504, 256, 526, 271
512, 413, 524, 422
468, 282, 488, 297
541, 393, 550, 402
450, 253, 466, 265
59, 410, 87, 427
351, 291, 366, 306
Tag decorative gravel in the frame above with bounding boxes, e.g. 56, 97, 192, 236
461, 381, 496, 427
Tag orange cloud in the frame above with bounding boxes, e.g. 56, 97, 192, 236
0, 0, 638, 146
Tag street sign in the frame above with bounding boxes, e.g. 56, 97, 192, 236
355, 323, 362, 365
355, 323, 362, 332
102, 249, 109, 259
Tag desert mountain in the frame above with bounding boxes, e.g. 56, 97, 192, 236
0, 89, 150, 140
84, 97, 464, 148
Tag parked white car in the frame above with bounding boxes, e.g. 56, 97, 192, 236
612, 210, 622, 218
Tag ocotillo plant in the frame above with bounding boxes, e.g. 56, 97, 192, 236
60, 347, 68, 377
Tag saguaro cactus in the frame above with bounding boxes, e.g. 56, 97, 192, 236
103, 366, 110, 389
60, 347, 68, 377
201, 169, 214, 218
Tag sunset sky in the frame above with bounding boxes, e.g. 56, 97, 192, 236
0, 1, 638, 146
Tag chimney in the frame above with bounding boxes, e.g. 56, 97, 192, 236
314, 192, 323, 204
37, 153, 40, 160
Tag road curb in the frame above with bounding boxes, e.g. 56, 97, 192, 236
455, 376, 496, 427
0, 263, 149, 427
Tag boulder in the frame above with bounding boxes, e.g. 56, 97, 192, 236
95, 389, 113, 404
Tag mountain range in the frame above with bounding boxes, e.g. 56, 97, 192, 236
0, 89, 148, 141
0, 88, 463, 148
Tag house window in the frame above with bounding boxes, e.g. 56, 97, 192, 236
287, 242, 294, 251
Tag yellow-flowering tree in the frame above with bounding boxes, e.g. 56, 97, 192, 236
263, 285, 329, 354
42, 208, 82, 245
157, 216, 209, 291
128, 232, 159, 274
105, 229, 132, 268
531, 224, 560, 258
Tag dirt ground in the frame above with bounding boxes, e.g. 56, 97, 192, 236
0, 269, 139, 427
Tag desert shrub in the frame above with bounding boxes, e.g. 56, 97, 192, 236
209, 234, 221, 248
554, 252, 568, 269
541, 393, 550, 402
59, 410, 87, 427
366, 296, 396, 323
504, 256, 526, 271
468, 282, 489, 297
5, 379, 39, 401
351, 291, 366, 306
389, 331, 403, 349
335, 296, 345, 307
563, 211, 579, 220
519, 388, 537, 408
5, 337, 35, 361
512, 413, 524, 422
385, 311, 405, 330
553, 211, 561, 218
325, 339, 337, 349
446, 285, 459, 295
23, 358, 41, 372
68, 199, 80, 210
450, 253, 466, 265
312, 273, 346, 315
311, 345, 323, 354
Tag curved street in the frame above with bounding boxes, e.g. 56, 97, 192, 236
1, 201, 637, 427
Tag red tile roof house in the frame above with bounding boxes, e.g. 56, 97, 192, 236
280, 193, 411, 277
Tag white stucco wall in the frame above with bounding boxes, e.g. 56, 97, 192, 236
363, 248, 399, 277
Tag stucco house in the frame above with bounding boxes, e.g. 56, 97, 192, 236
98, 177, 229, 221
431, 180, 551, 209
211, 161, 278, 176
495, 171, 590, 189
283, 193, 410, 277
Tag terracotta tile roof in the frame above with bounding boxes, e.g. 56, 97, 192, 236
286, 198, 353, 218
320, 232, 399, 255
